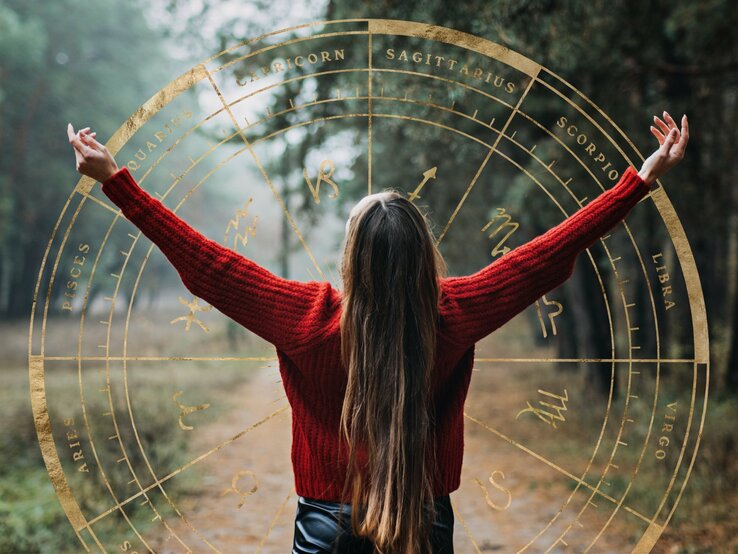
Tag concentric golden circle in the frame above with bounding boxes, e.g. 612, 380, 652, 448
30, 18, 708, 552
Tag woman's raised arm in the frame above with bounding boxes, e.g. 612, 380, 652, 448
68, 124, 338, 356
439, 166, 650, 348
439, 111, 688, 349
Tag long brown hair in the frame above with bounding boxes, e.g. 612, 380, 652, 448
338, 189, 448, 553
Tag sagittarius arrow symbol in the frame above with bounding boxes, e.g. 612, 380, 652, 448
407, 166, 438, 201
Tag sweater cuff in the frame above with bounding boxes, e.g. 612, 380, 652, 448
101, 166, 147, 217
621, 165, 651, 195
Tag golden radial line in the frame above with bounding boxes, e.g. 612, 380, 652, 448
237, 93, 612, 207
73, 190, 118, 214
43, 355, 277, 361
367, 29, 373, 195
235, 83, 642, 209
245, 88, 650, 224
434, 74, 536, 246
463, 412, 652, 525
473, 357, 691, 364
87, 404, 290, 527
203, 65, 326, 279
254, 487, 295, 553
450, 496, 483, 554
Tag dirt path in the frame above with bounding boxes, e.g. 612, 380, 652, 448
148, 364, 296, 553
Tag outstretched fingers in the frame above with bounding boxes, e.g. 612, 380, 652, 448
663, 111, 678, 131
67, 123, 91, 159
674, 115, 689, 157
80, 131, 102, 151
653, 114, 671, 137
661, 128, 678, 154
650, 125, 665, 144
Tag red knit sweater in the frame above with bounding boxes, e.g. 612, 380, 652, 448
101, 165, 650, 502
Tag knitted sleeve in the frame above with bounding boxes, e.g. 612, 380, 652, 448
100, 167, 338, 355
439, 166, 651, 348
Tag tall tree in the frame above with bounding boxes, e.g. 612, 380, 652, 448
0, 0, 179, 318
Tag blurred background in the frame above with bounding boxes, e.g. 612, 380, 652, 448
1, 0, 737, 552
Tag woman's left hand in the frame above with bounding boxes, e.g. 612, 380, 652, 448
67, 123, 119, 182
638, 111, 689, 185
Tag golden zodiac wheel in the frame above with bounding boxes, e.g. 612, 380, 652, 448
29, 18, 708, 552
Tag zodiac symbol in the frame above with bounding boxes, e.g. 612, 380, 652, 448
480, 207, 519, 256
224, 197, 259, 251
172, 390, 211, 431
473, 469, 512, 511
220, 469, 260, 509
303, 159, 340, 203
169, 296, 213, 332
406, 166, 438, 201
516, 388, 569, 429
534, 294, 564, 338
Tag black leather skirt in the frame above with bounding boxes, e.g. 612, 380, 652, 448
291, 494, 454, 553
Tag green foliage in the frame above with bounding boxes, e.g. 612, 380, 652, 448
0, 468, 78, 554
0, 359, 246, 553
0, 0, 180, 318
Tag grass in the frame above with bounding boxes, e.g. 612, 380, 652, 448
1, 311, 273, 553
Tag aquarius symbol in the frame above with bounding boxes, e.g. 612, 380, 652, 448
224, 197, 259, 251
303, 159, 340, 203
170, 296, 213, 332
534, 293, 564, 338
474, 469, 512, 511
481, 207, 519, 256
516, 388, 569, 429
220, 469, 260, 509
172, 390, 211, 431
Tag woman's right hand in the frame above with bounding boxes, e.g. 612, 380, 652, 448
638, 111, 689, 186
67, 123, 120, 183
